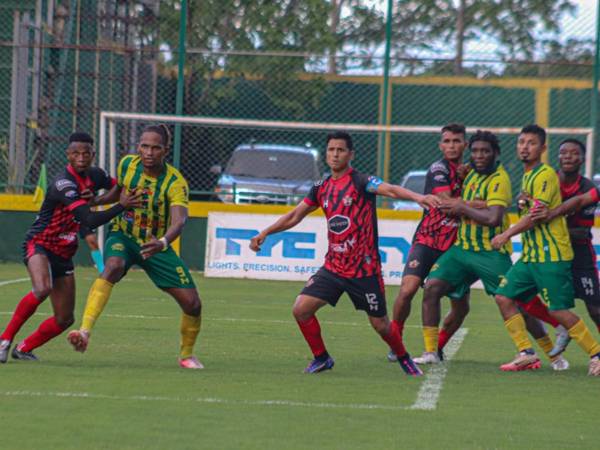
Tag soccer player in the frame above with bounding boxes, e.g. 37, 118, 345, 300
388, 123, 470, 363
0, 132, 140, 363
249, 131, 440, 375
491, 124, 600, 375
67, 124, 204, 370
414, 130, 568, 370
529, 138, 600, 354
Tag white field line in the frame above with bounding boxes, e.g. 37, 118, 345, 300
1, 390, 410, 411
0, 311, 420, 328
410, 328, 468, 411
0, 278, 29, 287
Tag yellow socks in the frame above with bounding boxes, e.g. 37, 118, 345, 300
504, 314, 533, 352
81, 278, 114, 332
535, 335, 555, 360
568, 319, 600, 356
180, 313, 202, 359
423, 326, 438, 353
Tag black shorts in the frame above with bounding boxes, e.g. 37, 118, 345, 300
22, 241, 74, 279
402, 243, 444, 280
573, 244, 600, 306
300, 267, 387, 317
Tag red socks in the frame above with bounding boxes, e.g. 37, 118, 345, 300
19, 316, 66, 352
438, 328, 452, 351
517, 295, 559, 328
382, 320, 407, 358
0, 291, 42, 341
296, 316, 327, 357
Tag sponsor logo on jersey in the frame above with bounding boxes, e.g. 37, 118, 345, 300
328, 215, 350, 234
58, 232, 77, 242
55, 179, 77, 191
65, 190, 78, 198
111, 243, 125, 251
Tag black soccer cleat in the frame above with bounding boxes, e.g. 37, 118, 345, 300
11, 345, 39, 361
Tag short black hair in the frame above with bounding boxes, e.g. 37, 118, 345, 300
326, 131, 353, 151
559, 138, 586, 155
69, 131, 94, 145
142, 124, 172, 148
469, 130, 500, 154
520, 124, 546, 145
441, 123, 466, 137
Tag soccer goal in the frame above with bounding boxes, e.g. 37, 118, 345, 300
99, 111, 595, 188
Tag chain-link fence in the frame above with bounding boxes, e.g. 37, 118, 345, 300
1, 0, 599, 208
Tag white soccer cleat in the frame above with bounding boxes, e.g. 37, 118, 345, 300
0, 339, 12, 364
179, 356, 204, 369
550, 355, 569, 371
413, 351, 441, 365
548, 325, 572, 358
588, 356, 600, 376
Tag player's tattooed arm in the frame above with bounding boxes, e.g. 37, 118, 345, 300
250, 202, 318, 252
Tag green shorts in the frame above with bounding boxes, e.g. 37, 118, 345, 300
495, 259, 574, 311
104, 231, 196, 289
429, 246, 513, 298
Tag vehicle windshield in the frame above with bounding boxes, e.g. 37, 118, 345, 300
225, 149, 318, 181
402, 174, 426, 194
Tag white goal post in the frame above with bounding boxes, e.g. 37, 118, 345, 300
99, 110, 595, 179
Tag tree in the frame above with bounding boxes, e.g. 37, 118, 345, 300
388, 0, 578, 75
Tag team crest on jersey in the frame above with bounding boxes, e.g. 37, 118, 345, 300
342, 195, 353, 206
409, 259, 420, 269
123, 211, 135, 223
328, 215, 350, 234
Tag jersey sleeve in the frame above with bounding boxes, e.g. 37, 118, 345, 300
91, 167, 117, 191
167, 176, 189, 208
532, 169, 559, 206
50, 178, 86, 211
365, 175, 383, 193
428, 162, 451, 194
486, 172, 512, 207
303, 182, 320, 207
116, 155, 134, 187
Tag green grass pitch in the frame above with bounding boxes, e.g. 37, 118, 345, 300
0, 262, 597, 450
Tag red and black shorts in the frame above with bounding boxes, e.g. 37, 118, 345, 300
22, 241, 74, 279
300, 267, 387, 317
572, 244, 600, 306
402, 243, 444, 280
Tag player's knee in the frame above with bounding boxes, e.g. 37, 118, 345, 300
32, 284, 52, 301
292, 298, 311, 322
103, 260, 125, 282
423, 281, 444, 303
369, 317, 388, 335
55, 313, 74, 329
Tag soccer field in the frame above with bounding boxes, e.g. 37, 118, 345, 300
0, 262, 597, 450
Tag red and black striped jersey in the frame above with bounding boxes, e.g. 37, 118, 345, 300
25, 165, 115, 258
412, 159, 462, 251
560, 174, 599, 245
303, 168, 381, 278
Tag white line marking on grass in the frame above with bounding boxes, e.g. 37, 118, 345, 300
2, 390, 410, 411
0, 278, 29, 287
410, 328, 468, 411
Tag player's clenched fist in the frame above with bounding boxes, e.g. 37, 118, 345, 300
249, 233, 266, 252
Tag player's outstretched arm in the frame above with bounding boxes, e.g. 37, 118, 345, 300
88, 184, 121, 207
375, 182, 440, 209
73, 188, 142, 230
491, 213, 535, 250
439, 198, 504, 227
250, 202, 317, 252
140, 205, 188, 259
531, 188, 598, 223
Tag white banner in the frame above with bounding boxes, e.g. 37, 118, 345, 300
205, 212, 600, 286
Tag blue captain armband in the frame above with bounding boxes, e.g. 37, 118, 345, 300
366, 176, 383, 193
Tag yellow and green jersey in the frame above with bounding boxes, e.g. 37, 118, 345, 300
111, 154, 189, 244
520, 163, 573, 263
456, 163, 512, 253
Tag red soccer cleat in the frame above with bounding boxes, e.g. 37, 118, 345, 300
500, 351, 541, 371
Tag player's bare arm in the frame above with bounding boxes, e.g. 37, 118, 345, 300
490, 213, 536, 250
375, 182, 440, 209
88, 184, 121, 207
531, 188, 597, 223
439, 198, 504, 227
73, 188, 142, 230
250, 202, 318, 252
140, 205, 187, 260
